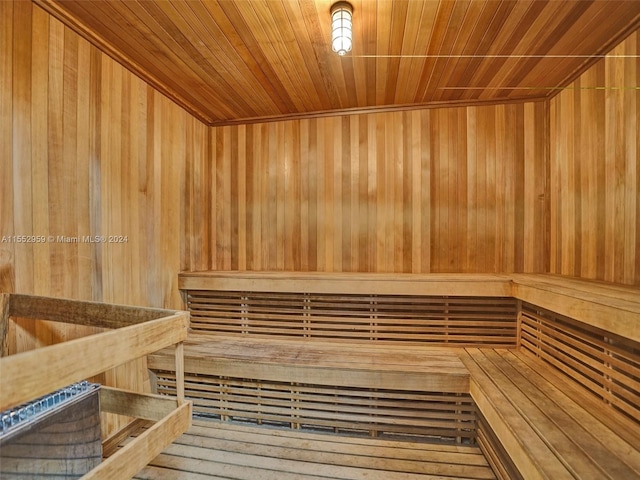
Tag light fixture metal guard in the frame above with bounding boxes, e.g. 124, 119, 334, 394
331, 1, 353, 56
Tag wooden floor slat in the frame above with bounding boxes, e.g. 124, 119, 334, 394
134, 420, 496, 480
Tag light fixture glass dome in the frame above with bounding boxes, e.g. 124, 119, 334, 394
331, 2, 353, 56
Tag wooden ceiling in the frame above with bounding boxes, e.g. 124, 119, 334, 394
37, 0, 640, 125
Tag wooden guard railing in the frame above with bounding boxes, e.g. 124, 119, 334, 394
0, 293, 192, 480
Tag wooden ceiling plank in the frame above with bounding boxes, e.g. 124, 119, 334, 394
253, 1, 320, 112
489, 0, 600, 99
448, 0, 531, 102
231, 0, 314, 113
374, 0, 394, 105
391, 0, 426, 104
414, 0, 456, 103
537, 2, 640, 96
432, 0, 489, 102
360, 0, 378, 106
122, 0, 255, 119
347, 0, 370, 107
211, 0, 298, 115
90, 0, 239, 120
399, 1, 440, 104
35, 0, 217, 123
286, 0, 336, 110
506, 1, 638, 99
383, 0, 410, 105
420, 2, 476, 100
272, 0, 331, 112
153, 0, 266, 116
256, 0, 321, 112
176, 0, 284, 116
420, 0, 470, 102
453, 0, 542, 101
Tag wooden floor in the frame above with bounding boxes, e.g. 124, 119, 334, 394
132, 420, 496, 480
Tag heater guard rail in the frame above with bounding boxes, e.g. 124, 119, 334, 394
0, 293, 191, 480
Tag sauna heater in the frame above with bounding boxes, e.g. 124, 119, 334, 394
0, 381, 102, 479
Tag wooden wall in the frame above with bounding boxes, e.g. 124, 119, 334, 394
550, 31, 639, 286
0, 0, 207, 410
197, 103, 549, 273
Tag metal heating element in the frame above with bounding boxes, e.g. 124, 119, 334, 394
0, 381, 102, 479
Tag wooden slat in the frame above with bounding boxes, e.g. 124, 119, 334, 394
0, 293, 9, 356
180, 272, 513, 295
149, 335, 476, 443
102, 418, 152, 458
507, 349, 640, 464
82, 401, 192, 480
479, 349, 638, 479
133, 420, 495, 480
8, 293, 178, 328
461, 347, 640, 480
181, 282, 518, 346
99, 386, 181, 422
476, 410, 524, 480
513, 279, 640, 343
460, 349, 572, 480
519, 303, 640, 424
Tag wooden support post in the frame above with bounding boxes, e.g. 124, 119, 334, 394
0, 293, 9, 357
175, 341, 185, 405
516, 299, 523, 348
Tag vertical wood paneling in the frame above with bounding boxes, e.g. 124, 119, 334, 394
203, 102, 548, 274
550, 31, 639, 285
0, 1, 15, 294
1, 0, 208, 427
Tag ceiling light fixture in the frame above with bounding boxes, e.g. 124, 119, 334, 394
331, 2, 353, 56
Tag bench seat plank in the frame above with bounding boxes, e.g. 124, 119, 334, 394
506, 350, 640, 471
180, 271, 512, 296
461, 348, 640, 480
149, 334, 470, 393
459, 349, 573, 480
511, 275, 640, 343
134, 420, 496, 480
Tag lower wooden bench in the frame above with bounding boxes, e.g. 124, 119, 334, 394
148, 334, 476, 443
133, 420, 497, 480
461, 348, 640, 480
149, 341, 640, 479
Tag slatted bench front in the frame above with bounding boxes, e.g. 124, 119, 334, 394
148, 335, 477, 444
179, 273, 518, 348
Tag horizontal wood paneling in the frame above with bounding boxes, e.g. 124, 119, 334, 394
549, 31, 639, 285
0, 0, 207, 429
198, 103, 548, 274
